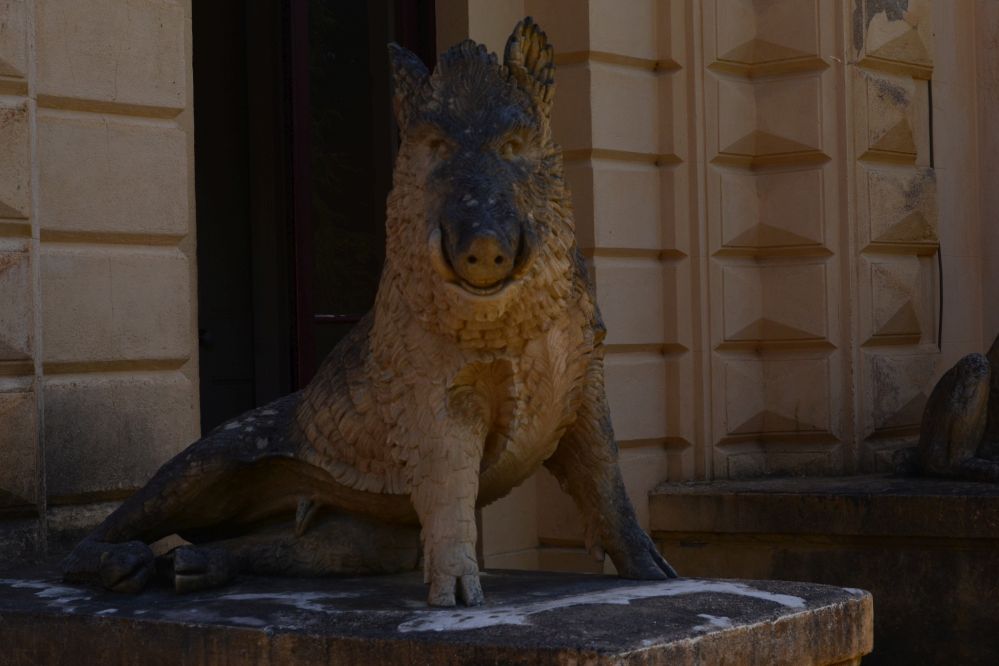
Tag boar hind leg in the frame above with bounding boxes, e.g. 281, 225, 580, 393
545, 364, 678, 580
159, 513, 421, 593
63, 395, 307, 593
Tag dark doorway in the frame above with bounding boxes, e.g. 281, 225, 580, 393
193, 0, 435, 433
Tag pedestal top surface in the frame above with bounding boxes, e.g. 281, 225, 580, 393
0, 567, 872, 665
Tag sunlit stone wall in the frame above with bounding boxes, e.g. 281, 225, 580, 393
465, 0, 993, 572
0, 0, 198, 557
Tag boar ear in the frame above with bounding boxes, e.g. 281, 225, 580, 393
388, 43, 430, 131
503, 17, 555, 117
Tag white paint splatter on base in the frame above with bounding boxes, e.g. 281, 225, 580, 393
397, 579, 806, 633
0, 579, 92, 612
692, 613, 734, 633
217, 591, 358, 614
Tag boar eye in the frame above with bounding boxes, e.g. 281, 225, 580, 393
427, 137, 451, 159
501, 137, 525, 160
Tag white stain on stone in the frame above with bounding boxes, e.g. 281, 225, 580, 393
217, 591, 359, 614
227, 616, 270, 627
692, 614, 734, 633
397, 580, 806, 633
0, 579, 92, 613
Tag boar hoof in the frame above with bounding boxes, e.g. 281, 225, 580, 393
169, 546, 235, 593
427, 572, 484, 607
616, 533, 679, 580
97, 541, 155, 593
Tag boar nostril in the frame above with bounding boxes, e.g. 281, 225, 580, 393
452, 234, 516, 288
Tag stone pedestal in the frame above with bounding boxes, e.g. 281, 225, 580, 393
651, 475, 999, 665
0, 568, 870, 665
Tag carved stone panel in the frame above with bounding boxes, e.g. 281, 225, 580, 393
0, 99, 30, 219
0, 242, 32, 360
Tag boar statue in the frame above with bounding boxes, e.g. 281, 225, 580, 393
62, 18, 678, 607
900, 333, 999, 482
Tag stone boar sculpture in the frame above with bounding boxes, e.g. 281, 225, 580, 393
901, 332, 999, 482
63, 18, 677, 607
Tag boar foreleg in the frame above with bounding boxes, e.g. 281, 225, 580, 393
410, 411, 487, 607
545, 362, 678, 580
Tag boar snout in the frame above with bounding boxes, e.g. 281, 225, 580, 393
450, 231, 517, 288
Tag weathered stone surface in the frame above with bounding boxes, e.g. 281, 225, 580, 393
917, 353, 990, 475
0, 569, 871, 665
0, 99, 30, 218
35, 0, 186, 110
40, 247, 191, 363
37, 114, 188, 236
981, 333, 999, 460
0, 243, 32, 359
651, 475, 999, 664
0, 388, 36, 508
0, 0, 28, 79
0, 519, 39, 564
43, 373, 196, 497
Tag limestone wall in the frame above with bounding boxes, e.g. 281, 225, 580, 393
463, 0, 994, 571
0, 0, 991, 574
0, 0, 197, 556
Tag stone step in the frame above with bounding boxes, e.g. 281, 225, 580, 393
649, 474, 999, 665
0, 568, 871, 665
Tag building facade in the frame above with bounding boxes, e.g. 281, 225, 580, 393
0, 0, 996, 575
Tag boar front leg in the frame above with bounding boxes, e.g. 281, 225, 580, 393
545, 361, 678, 580
410, 416, 486, 607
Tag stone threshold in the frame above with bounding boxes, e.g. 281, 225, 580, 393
650, 474, 999, 539
0, 568, 871, 665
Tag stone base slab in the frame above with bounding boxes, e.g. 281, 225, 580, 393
0, 568, 871, 665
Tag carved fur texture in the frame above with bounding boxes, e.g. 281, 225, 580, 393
63, 19, 677, 607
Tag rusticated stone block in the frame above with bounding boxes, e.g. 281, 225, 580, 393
43, 373, 195, 497
0, 99, 30, 218
863, 166, 937, 245
590, 160, 661, 249
0, 0, 27, 78
718, 168, 825, 250
0, 388, 37, 508
604, 352, 667, 442
590, 62, 659, 154
853, 70, 929, 164
40, 247, 190, 363
721, 263, 828, 342
863, 349, 936, 434
592, 255, 665, 345
853, 0, 933, 75
588, 0, 658, 61
37, 113, 188, 236
722, 357, 830, 435
0, 243, 32, 359
549, 62, 590, 153
716, 76, 824, 161
35, 0, 186, 109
